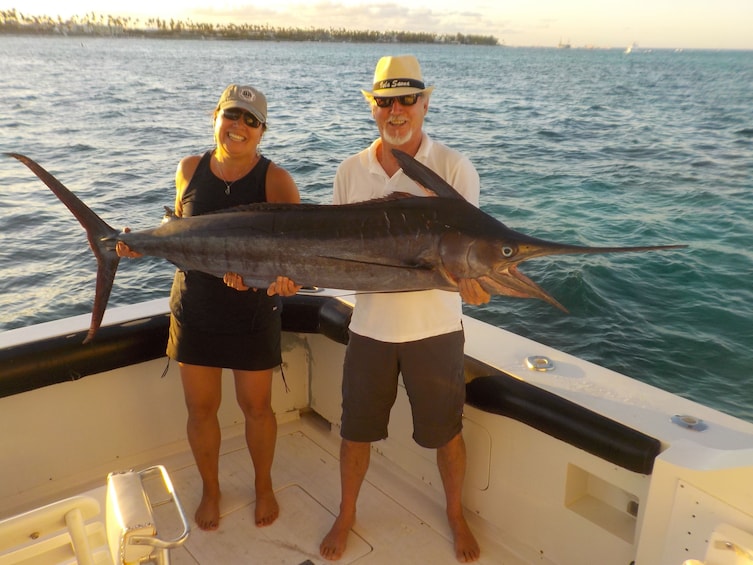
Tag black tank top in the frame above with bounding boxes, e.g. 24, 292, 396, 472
169, 151, 281, 333
180, 151, 271, 216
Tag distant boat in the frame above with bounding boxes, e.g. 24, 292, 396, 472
625, 41, 637, 54
558, 38, 571, 49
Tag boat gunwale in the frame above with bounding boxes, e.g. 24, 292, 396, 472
0, 293, 661, 475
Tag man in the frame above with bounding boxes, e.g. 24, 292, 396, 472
319, 55, 489, 563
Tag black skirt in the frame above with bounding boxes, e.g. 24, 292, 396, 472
166, 270, 282, 371
166, 312, 281, 371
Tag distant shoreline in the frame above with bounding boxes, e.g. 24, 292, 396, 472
0, 10, 499, 46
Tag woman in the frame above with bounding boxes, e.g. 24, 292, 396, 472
118, 84, 301, 531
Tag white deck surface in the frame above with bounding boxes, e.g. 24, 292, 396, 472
136, 413, 515, 564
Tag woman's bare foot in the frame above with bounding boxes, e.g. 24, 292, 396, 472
449, 514, 480, 563
195, 490, 221, 531
319, 512, 355, 561
255, 490, 279, 527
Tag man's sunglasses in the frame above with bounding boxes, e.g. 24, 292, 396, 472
221, 108, 263, 128
373, 93, 422, 108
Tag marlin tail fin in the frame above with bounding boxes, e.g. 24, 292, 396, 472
7, 153, 120, 343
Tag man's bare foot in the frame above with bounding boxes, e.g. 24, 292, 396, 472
195, 491, 221, 531
449, 514, 480, 563
320, 512, 354, 561
255, 490, 279, 527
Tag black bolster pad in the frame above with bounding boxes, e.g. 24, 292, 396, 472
280, 294, 352, 345
316, 298, 352, 345
0, 314, 169, 398
466, 375, 661, 475
0, 295, 353, 398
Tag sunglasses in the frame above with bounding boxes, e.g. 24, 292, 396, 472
221, 108, 263, 128
373, 93, 422, 108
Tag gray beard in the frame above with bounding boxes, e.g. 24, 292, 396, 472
381, 127, 414, 147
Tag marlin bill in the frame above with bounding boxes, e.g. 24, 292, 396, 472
6, 151, 686, 343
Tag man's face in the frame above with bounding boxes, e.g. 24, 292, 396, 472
371, 93, 429, 148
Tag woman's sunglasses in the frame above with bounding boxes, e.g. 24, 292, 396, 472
373, 94, 422, 108
221, 108, 263, 128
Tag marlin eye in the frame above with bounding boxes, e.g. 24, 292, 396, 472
501, 246, 515, 257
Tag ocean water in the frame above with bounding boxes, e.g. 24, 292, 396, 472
1, 36, 751, 421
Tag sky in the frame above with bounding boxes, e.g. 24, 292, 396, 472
3, 0, 752, 50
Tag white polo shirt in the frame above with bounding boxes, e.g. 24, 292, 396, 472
333, 133, 481, 343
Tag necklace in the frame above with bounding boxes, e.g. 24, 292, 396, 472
214, 158, 235, 196
214, 154, 259, 195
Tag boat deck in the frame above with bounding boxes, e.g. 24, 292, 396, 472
79, 412, 517, 565
4, 298, 753, 564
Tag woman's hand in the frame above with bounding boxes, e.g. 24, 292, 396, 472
115, 228, 143, 258
224, 272, 250, 291
267, 276, 302, 297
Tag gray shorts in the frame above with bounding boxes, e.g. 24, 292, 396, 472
340, 330, 465, 449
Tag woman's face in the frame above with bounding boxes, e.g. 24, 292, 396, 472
214, 107, 265, 157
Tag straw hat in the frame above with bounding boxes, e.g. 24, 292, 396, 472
361, 55, 434, 98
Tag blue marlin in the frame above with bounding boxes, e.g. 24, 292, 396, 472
6, 152, 685, 343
